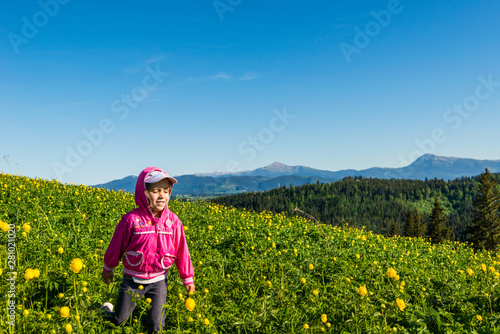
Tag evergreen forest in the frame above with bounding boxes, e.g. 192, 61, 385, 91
211, 173, 500, 242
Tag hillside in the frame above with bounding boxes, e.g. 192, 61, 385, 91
211, 173, 500, 241
1, 173, 499, 333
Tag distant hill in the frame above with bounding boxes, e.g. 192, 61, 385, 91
94, 154, 500, 197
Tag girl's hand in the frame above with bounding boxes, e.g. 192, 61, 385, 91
185, 283, 195, 295
101, 269, 113, 285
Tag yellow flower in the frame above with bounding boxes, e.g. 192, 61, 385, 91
358, 286, 367, 297
356, 254, 360, 259
0, 268, 3, 276
467, 268, 474, 276
70, 258, 83, 273
33, 269, 40, 278
23, 223, 31, 233
202, 318, 210, 326
395, 275, 400, 281
65, 323, 72, 333
301, 278, 306, 284
303, 323, 310, 329
309, 263, 314, 270
387, 268, 397, 278
60, 306, 70, 318
188, 317, 193, 322
138, 285, 144, 290
208, 225, 213, 230
396, 298, 406, 311
477, 315, 483, 321
58, 293, 64, 299
0, 221, 9, 232
481, 264, 487, 272
24, 268, 34, 280
186, 297, 196, 311
82, 287, 87, 293
321, 314, 327, 323
23, 309, 29, 316
313, 289, 319, 296
146, 298, 152, 303
58, 247, 64, 254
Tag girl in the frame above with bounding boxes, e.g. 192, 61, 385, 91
101, 167, 195, 333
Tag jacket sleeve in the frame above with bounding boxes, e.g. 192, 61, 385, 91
103, 215, 132, 272
173, 216, 194, 285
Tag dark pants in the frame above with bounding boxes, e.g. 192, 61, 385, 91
106, 274, 168, 333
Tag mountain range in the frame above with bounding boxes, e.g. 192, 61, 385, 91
94, 154, 500, 197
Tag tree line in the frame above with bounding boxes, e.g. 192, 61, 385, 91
211, 170, 500, 250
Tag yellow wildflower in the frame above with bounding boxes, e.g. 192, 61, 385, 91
477, 315, 483, 321
467, 268, 474, 276
387, 268, 397, 278
309, 263, 314, 270
301, 278, 306, 284
24, 269, 34, 280
358, 286, 367, 297
60, 306, 70, 318
321, 314, 327, 323
396, 298, 405, 311
186, 297, 196, 311
70, 258, 83, 273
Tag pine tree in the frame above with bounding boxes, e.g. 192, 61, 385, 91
387, 222, 399, 237
414, 209, 426, 238
467, 169, 500, 251
404, 209, 415, 237
427, 196, 452, 243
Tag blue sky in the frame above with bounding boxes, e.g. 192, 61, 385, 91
1, 1, 499, 185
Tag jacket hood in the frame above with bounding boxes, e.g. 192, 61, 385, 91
135, 167, 172, 219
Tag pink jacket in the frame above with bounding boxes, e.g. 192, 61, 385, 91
103, 167, 194, 285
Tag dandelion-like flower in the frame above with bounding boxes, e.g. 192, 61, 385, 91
23, 223, 31, 233
396, 298, 405, 311
60, 306, 70, 318
387, 268, 397, 278
33, 269, 40, 278
481, 264, 487, 272
313, 289, 319, 296
58, 247, 64, 254
303, 323, 309, 329
467, 268, 474, 276
0, 221, 9, 232
24, 268, 34, 280
477, 315, 483, 321
301, 277, 306, 284
321, 314, 327, 323
202, 318, 210, 326
65, 323, 72, 333
358, 286, 367, 297
309, 263, 314, 270
186, 297, 196, 311
70, 258, 83, 274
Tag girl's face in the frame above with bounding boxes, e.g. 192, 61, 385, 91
145, 178, 172, 215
